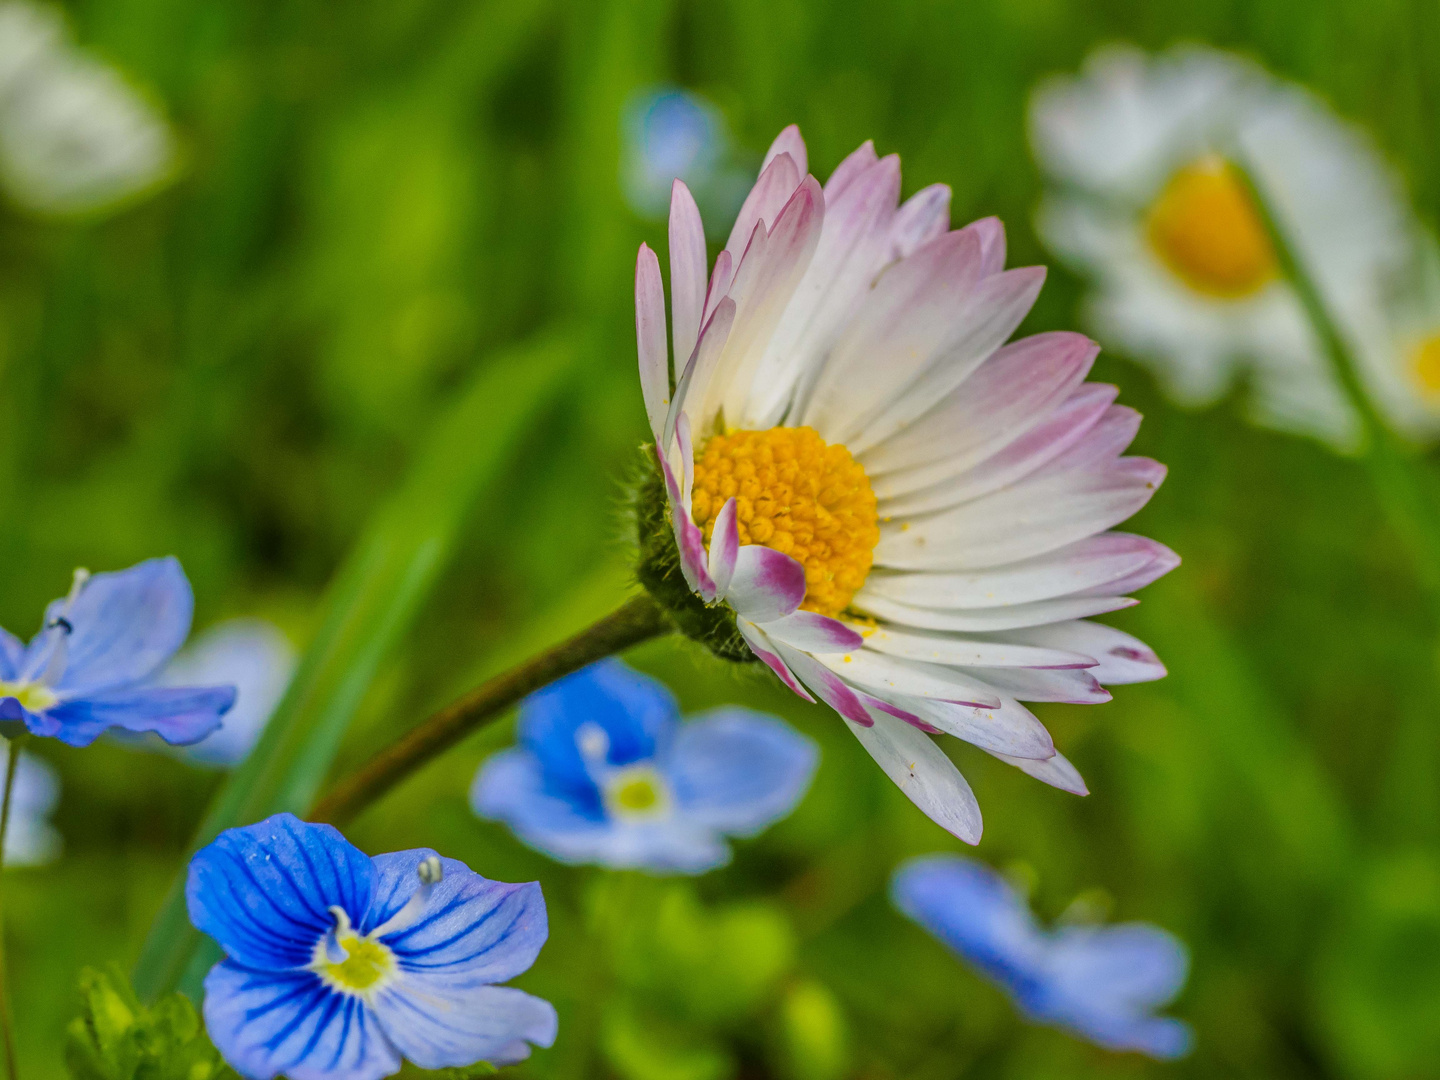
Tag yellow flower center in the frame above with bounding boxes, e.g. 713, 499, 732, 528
690, 426, 879, 618
1411, 333, 1440, 395
0, 681, 57, 712
613, 775, 661, 812
318, 934, 393, 992
1145, 155, 1278, 299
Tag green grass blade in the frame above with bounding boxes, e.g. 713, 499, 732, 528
131, 331, 577, 1000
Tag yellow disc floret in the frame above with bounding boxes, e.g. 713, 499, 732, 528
0, 681, 57, 713
319, 934, 393, 992
1411, 333, 1440, 396
690, 426, 879, 618
1146, 155, 1278, 299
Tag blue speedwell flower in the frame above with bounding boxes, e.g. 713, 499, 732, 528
891, 854, 1193, 1058
471, 659, 817, 874
0, 557, 235, 747
188, 813, 558, 1080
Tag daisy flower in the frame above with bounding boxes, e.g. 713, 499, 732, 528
0, 0, 175, 216
472, 659, 816, 873
633, 125, 1174, 843
0, 558, 236, 747
892, 854, 1192, 1058
1030, 44, 1438, 447
187, 813, 558, 1080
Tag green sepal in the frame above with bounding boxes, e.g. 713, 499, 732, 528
64, 965, 237, 1080
631, 445, 756, 664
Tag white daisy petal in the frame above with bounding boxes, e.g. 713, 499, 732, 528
668, 180, 709, 378
843, 709, 984, 844
858, 625, 1097, 670
987, 746, 1090, 795
853, 591, 1137, 632
725, 545, 806, 623
635, 244, 670, 443
994, 621, 1168, 684
761, 123, 807, 179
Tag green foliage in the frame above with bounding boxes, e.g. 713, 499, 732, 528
64, 966, 235, 1080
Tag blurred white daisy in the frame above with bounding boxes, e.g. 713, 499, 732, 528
0, 741, 60, 866
1030, 44, 1439, 448
158, 619, 296, 768
0, 0, 175, 216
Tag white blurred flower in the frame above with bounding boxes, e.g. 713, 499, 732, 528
159, 619, 296, 768
1030, 44, 1440, 448
0, 741, 60, 866
0, 0, 175, 216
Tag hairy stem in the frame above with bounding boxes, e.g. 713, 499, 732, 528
0, 738, 22, 1080
307, 594, 671, 827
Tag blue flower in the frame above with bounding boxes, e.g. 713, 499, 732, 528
0, 557, 236, 747
891, 855, 1193, 1058
188, 813, 558, 1080
471, 659, 818, 874
160, 618, 296, 767
621, 87, 729, 218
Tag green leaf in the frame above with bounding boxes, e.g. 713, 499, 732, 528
65, 965, 237, 1080
132, 331, 577, 1001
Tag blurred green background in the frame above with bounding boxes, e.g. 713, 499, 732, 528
4, 0, 1440, 1076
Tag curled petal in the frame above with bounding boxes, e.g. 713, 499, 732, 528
726, 546, 806, 622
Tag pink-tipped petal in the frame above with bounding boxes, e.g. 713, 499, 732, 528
726, 545, 806, 623
851, 592, 1138, 632
844, 708, 984, 843
997, 621, 1168, 685
858, 626, 1097, 670
772, 642, 875, 726
1074, 542, 1180, 597
824, 140, 879, 200
762, 124, 808, 179
955, 665, 1111, 704
724, 152, 802, 265
891, 183, 952, 260
657, 446, 716, 602
702, 249, 734, 324
635, 244, 669, 443
760, 610, 865, 653
989, 747, 1088, 795
667, 297, 735, 448
970, 216, 1007, 276
708, 497, 739, 596
737, 618, 816, 703
669, 181, 708, 376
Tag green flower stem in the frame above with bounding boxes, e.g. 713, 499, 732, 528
0, 737, 22, 1080
1238, 160, 1440, 612
306, 594, 671, 828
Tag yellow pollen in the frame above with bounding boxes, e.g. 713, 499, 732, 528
321, 935, 392, 991
0, 681, 56, 712
613, 776, 661, 812
691, 426, 879, 618
1411, 333, 1440, 395
1146, 155, 1278, 299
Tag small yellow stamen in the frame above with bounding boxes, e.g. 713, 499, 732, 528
320, 935, 393, 991
613, 775, 661, 812
1411, 333, 1440, 395
691, 426, 879, 618
1146, 155, 1278, 299
0, 681, 56, 713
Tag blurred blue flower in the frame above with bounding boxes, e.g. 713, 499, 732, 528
0, 557, 236, 748
891, 854, 1193, 1058
472, 659, 818, 874
622, 87, 734, 220
160, 618, 296, 767
188, 812, 557, 1080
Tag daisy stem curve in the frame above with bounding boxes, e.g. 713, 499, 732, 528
0, 737, 22, 1080
307, 594, 671, 827
1238, 161, 1440, 612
